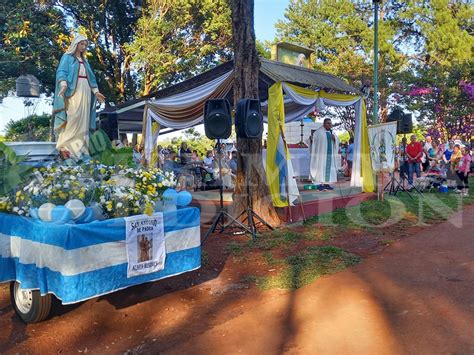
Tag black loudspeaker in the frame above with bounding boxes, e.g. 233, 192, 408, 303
98, 112, 118, 141
204, 99, 232, 139
387, 109, 412, 134
235, 99, 263, 138
387, 108, 404, 122
400, 113, 413, 134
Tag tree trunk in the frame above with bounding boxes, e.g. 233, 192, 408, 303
230, 0, 280, 226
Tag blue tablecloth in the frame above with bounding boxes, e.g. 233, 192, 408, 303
0, 208, 201, 304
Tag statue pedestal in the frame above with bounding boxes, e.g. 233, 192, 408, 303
5, 142, 57, 166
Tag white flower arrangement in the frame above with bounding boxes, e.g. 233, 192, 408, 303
1, 162, 177, 219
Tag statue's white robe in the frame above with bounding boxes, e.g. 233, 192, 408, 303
56, 60, 95, 158
309, 128, 340, 184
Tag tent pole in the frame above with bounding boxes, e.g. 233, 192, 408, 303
373, 0, 380, 124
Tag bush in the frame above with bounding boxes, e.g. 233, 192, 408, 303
5, 114, 51, 141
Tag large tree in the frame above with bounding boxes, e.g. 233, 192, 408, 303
127, 0, 233, 95
0, 0, 141, 103
53, 0, 142, 102
0, 1, 69, 98
275, 0, 407, 123
393, 0, 473, 141
231, 0, 280, 225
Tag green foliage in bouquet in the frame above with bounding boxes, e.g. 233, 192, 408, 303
0, 142, 32, 195
89, 130, 134, 167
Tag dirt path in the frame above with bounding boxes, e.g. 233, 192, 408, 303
1, 206, 473, 354
151, 205, 474, 355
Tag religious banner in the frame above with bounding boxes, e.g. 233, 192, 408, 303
368, 121, 397, 173
125, 213, 165, 278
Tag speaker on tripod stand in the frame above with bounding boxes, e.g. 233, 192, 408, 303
384, 109, 420, 197
233, 99, 273, 238
202, 99, 255, 242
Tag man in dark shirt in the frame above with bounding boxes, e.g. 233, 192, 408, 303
178, 142, 192, 165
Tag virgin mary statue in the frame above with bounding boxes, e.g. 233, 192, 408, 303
52, 34, 105, 159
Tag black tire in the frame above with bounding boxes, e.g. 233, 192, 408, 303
10, 281, 52, 323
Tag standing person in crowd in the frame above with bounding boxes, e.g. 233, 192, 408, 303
156, 145, 165, 169
450, 144, 462, 171
229, 151, 238, 175
220, 142, 229, 162
450, 144, 463, 191
398, 137, 408, 181
455, 146, 471, 196
406, 134, 423, 187
428, 141, 442, 165
443, 141, 456, 187
443, 141, 454, 165
422, 135, 433, 172
339, 143, 347, 168
178, 142, 192, 165
133, 144, 142, 166
346, 138, 354, 179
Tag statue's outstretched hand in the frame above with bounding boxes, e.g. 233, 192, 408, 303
95, 92, 106, 103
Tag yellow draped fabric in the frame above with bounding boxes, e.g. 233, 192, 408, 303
284, 83, 319, 99
359, 100, 374, 193
150, 121, 160, 168
266, 84, 374, 206
266, 82, 289, 207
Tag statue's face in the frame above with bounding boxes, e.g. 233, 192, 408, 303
77, 40, 88, 53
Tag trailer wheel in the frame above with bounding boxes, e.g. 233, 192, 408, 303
10, 281, 52, 323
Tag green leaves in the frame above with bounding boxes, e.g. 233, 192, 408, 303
126, 0, 232, 95
0, 142, 32, 195
5, 113, 51, 142
0, 2, 68, 96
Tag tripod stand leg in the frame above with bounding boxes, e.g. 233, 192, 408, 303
221, 210, 254, 235
203, 211, 226, 242
247, 209, 274, 230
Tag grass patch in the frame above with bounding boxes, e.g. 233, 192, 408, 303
225, 241, 245, 256
262, 251, 285, 266
245, 246, 361, 290
379, 239, 395, 246
307, 180, 474, 229
201, 250, 209, 266
229, 181, 473, 291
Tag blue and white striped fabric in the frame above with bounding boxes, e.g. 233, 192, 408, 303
0, 207, 200, 304
275, 129, 300, 205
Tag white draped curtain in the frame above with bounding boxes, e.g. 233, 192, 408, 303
143, 71, 233, 163
272, 83, 365, 188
